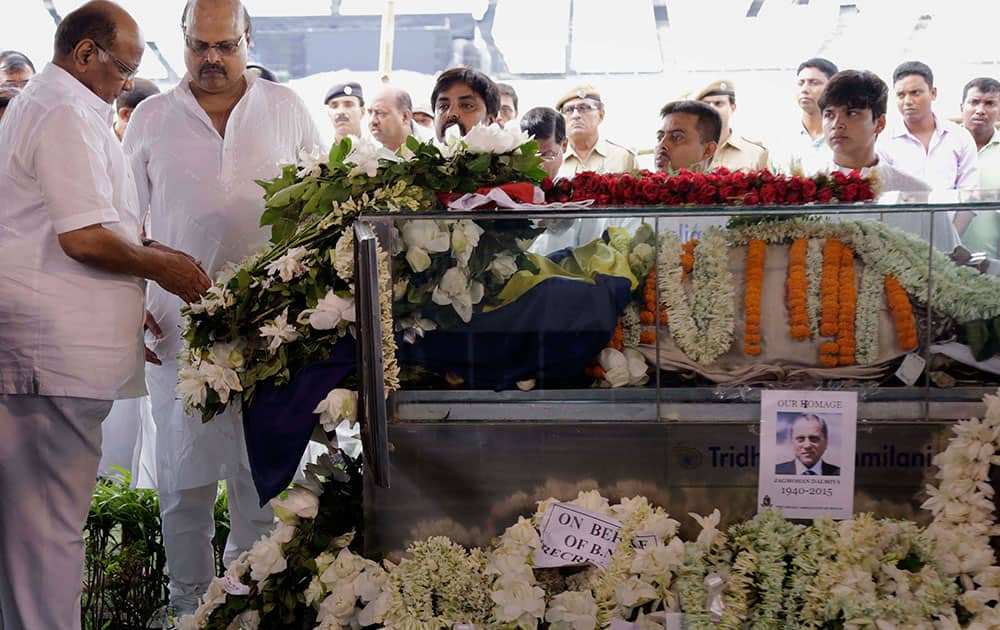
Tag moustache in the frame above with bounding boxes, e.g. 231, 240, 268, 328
441, 119, 466, 135
199, 64, 227, 77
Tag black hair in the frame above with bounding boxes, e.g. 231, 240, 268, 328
659, 100, 722, 144
181, 1, 252, 35
431, 66, 500, 117
0, 51, 36, 74
818, 69, 888, 121
520, 106, 566, 144
54, 3, 118, 56
893, 60, 933, 88
797, 57, 838, 79
496, 82, 518, 113
116, 77, 160, 110
246, 63, 276, 81
962, 77, 1000, 102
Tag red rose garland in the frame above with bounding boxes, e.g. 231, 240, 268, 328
543, 168, 876, 206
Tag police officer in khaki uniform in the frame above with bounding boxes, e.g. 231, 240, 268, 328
324, 81, 364, 142
696, 79, 769, 171
556, 85, 637, 176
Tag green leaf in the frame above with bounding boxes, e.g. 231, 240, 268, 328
264, 180, 309, 209
329, 137, 352, 165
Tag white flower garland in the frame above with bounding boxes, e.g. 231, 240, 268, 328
728, 218, 1000, 324
805, 237, 825, 338
923, 389, 1000, 626
657, 228, 736, 364
855, 265, 883, 365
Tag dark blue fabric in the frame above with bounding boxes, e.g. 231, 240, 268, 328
398, 274, 632, 389
243, 342, 356, 505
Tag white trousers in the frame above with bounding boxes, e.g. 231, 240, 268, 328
160, 468, 273, 615
0, 394, 112, 630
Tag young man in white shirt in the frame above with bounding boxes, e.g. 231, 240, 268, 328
771, 57, 838, 175
0, 3, 210, 629
877, 61, 980, 191
123, 0, 322, 618
820, 69, 957, 252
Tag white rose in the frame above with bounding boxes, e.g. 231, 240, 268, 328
545, 591, 598, 630
271, 486, 320, 523
202, 577, 228, 609
614, 576, 658, 609
315, 551, 337, 574
599, 348, 631, 388
488, 252, 519, 281
248, 537, 287, 582
175, 613, 202, 630
491, 580, 546, 623
305, 576, 326, 606
332, 532, 355, 549
313, 389, 358, 434
641, 512, 680, 542
332, 548, 364, 581
319, 581, 357, 623
486, 550, 535, 585
570, 490, 611, 514
353, 568, 388, 603
225, 551, 250, 580
503, 517, 541, 549
357, 591, 390, 626
271, 522, 297, 545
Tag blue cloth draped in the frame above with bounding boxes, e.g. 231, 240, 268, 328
244, 271, 631, 503
243, 341, 356, 505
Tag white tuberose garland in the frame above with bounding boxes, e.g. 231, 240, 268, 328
657, 227, 736, 365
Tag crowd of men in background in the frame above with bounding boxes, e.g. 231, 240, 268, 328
1, 2, 999, 629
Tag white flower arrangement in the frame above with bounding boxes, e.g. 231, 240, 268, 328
258, 307, 300, 352
855, 264, 883, 365
805, 237, 825, 338
657, 228, 736, 365
296, 289, 355, 331
264, 246, 312, 283
313, 388, 357, 434
431, 266, 485, 323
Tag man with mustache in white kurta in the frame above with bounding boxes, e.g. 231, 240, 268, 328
123, 0, 321, 618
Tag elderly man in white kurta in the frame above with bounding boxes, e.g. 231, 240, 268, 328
123, 0, 322, 617
0, 3, 211, 629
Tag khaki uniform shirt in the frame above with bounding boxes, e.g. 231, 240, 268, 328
559, 136, 637, 176
712, 132, 769, 172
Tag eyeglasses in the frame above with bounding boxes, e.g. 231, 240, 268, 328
539, 152, 561, 162
561, 103, 599, 115
93, 41, 139, 81
184, 33, 246, 57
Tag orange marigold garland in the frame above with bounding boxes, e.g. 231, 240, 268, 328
819, 238, 842, 338
787, 237, 810, 341
837, 246, 857, 366
743, 239, 766, 356
885, 274, 918, 351
681, 239, 697, 281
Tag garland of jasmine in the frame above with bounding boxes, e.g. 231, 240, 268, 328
657, 228, 736, 365
805, 237, 825, 338
854, 265, 883, 365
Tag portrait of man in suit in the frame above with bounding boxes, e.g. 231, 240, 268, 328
775, 413, 841, 476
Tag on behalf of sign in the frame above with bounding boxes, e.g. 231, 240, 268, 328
533, 502, 660, 569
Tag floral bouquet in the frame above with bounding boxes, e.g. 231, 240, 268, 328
178, 126, 547, 422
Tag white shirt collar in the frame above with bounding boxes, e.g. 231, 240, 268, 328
795, 459, 824, 475
41, 62, 114, 125
890, 113, 947, 142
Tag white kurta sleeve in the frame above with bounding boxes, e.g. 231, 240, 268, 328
35, 105, 121, 234
122, 106, 152, 215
